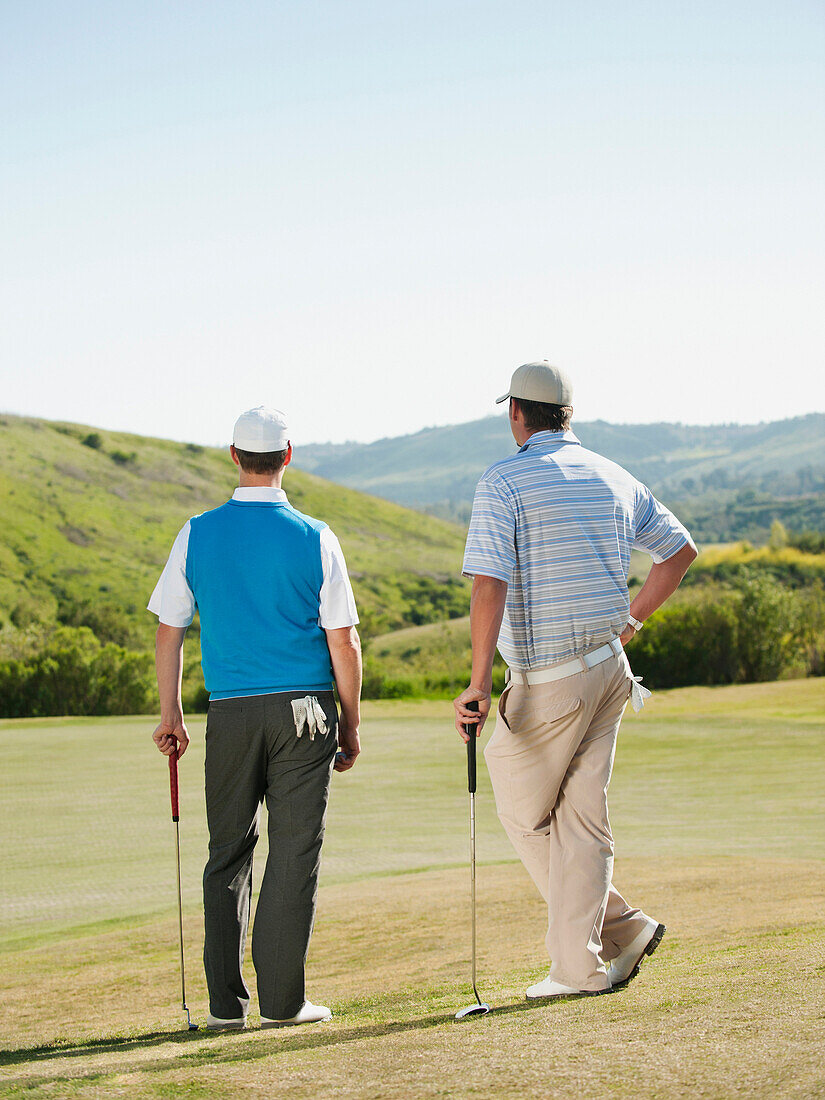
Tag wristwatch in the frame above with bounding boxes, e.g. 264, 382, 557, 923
627, 615, 645, 631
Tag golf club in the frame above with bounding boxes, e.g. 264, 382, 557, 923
169, 748, 199, 1031
455, 699, 491, 1020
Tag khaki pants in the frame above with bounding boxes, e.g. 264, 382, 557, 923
484, 649, 649, 991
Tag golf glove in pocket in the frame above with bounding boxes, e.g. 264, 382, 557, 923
291, 696, 329, 740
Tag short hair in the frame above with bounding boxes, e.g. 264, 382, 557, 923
233, 447, 289, 475
511, 397, 572, 433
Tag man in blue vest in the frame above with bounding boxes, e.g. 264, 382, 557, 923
149, 406, 362, 1030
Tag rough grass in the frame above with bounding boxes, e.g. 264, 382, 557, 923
1, 680, 824, 1097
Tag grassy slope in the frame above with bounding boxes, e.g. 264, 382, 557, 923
1, 680, 823, 1097
0, 414, 468, 645
369, 616, 475, 680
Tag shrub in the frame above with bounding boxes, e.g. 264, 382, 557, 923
110, 450, 137, 466
734, 572, 800, 682
630, 572, 807, 689
353, 575, 471, 640
798, 581, 825, 677
789, 530, 825, 555
56, 597, 139, 647
688, 543, 825, 589
360, 654, 507, 700
0, 626, 153, 717
768, 520, 789, 550
629, 598, 739, 688
81, 432, 102, 450
185, 683, 211, 712
9, 593, 56, 629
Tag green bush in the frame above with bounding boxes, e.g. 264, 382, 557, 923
0, 626, 153, 718
630, 572, 810, 689
360, 654, 507, 700
687, 542, 825, 589
353, 574, 470, 639
110, 450, 137, 466
628, 599, 739, 688
186, 683, 211, 712
790, 530, 825, 555
795, 579, 825, 677
56, 597, 140, 647
734, 573, 800, 682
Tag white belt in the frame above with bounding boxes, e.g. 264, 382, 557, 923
507, 638, 624, 687
507, 638, 652, 712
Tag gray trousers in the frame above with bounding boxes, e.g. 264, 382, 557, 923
203, 690, 337, 1020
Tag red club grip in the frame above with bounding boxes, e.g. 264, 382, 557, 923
168, 749, 180, 821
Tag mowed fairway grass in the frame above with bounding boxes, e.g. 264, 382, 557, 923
1, 679, 824, 1099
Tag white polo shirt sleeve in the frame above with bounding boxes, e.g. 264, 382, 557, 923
632, 485, 696, 563
462, 473, 517, 583
147, 522, 196, 627
319, 527, 360, 629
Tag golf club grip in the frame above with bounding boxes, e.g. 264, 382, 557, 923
169, 749, 180, 822
464, 700, 479, 793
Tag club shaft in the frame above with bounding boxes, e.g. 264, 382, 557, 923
174, 819, 188, 1010
470, 791, 481, 1004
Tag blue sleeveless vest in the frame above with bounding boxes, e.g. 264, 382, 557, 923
185, 500, 333, 699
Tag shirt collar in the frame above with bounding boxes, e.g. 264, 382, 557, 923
518, 429, 581, 453
232, 486, 288, 503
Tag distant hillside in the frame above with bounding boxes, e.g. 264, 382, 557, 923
296, 414, 825, 540
0, 414, 469, 650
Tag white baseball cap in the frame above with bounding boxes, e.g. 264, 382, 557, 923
232, 406, 290, 452
496, 361, 573, 406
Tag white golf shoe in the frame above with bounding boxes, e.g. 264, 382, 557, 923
605, 919, 666, 989
206, 1013, 247, 1030
260, 1000, 333, 1028
525, 976, 608, 1000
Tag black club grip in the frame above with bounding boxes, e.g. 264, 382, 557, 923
464, 699, 479, 793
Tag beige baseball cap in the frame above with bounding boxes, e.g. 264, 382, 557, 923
496, 361, 573, 406
232, 406, 290, 452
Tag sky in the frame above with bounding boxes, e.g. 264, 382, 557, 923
2, 1, 824, 447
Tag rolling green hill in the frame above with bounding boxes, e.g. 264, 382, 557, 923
297, 413, 825, 539
0, 413, 469, 652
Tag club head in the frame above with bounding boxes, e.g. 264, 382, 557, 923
455, 1002, 490, 1019
188, 1023, 200, 1031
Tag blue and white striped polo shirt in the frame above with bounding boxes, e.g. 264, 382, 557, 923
462, 430, 694, 669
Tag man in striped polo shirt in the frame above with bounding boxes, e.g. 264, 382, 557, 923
454, 363, 696, 1000
149, 406, 362, 1029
